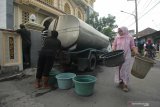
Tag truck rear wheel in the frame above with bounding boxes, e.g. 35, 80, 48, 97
88, 54, 96, 71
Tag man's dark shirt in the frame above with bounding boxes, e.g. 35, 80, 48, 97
41, 36, 61, 56
16, 28, 31, 48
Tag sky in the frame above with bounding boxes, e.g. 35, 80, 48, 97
94, 0, 160, 32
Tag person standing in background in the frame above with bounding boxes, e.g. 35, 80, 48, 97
16, 24, 31, 69
112, 27, 138, 92
144, 39, 156, 59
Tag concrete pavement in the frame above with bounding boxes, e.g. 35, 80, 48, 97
0, 60, 160, 107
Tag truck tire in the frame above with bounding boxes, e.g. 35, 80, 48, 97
88, 54, 96, 71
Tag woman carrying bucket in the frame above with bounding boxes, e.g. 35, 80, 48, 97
112, 27, 138, 92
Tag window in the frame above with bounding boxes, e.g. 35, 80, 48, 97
22, 11, 29, 23
64, 3, 71, 14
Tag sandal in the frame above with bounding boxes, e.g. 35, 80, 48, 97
35, 79, 42, 89
122, 85, 129, 92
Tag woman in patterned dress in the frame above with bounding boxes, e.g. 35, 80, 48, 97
112, 27, 138, 92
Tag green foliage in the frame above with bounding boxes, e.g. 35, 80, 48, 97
86, 13, 117, 40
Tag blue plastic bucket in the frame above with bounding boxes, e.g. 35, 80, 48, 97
56, 73, 76, 89
73, 75, 96, 96
49, 69, 62, 87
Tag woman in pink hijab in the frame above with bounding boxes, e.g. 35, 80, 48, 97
112, 27, 138, 92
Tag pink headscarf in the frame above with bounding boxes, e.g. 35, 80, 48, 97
118, 26, 130, 37
112, 26, 132, 50
147, 39, 152, 44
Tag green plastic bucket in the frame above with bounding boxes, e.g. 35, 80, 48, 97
56, 73, 76, 89
49, 69, 62, 87
73, 75, 96, 96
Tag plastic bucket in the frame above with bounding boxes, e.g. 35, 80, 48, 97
99, 50, 125, 67
73, 75, 96, 96
131, 55, 155, 79
49, 69, 62, 87
56, 73, 76, 89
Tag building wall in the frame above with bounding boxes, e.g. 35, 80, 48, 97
37, 13, 48, 25
54, 0, 58, 8
13, 0, 96, 29
1, 0, 96, 30
6, 0, 14, 29
0, 0, 14, 29
63, 0, 74, 15
0, 30, 23, 71
0, 0, 6, 29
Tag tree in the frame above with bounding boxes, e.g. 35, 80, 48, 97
86, 13, 117, 41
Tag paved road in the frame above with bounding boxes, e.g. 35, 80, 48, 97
0, 60, 160, 107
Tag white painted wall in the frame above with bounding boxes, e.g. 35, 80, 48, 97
0, 0, 6, 29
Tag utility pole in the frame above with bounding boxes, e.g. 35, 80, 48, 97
135, 0, 138, 34
127, 0, 138, 34
126, 0, 138, 46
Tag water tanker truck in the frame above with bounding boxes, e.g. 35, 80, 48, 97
46, 15, 112, 71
